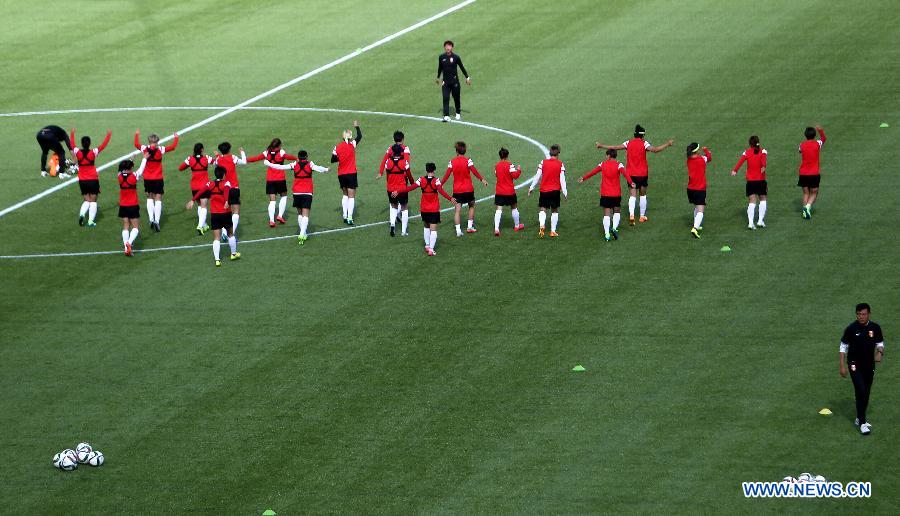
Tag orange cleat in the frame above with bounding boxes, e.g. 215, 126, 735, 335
639, 216, 649, 223
549, 231, 559, 238
538, 226, 545, 238
629, 216, 636, 226
124, 242, 133, 256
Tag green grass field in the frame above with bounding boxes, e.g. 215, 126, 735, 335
2, 0, 898, 513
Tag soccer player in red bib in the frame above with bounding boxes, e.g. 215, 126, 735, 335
212, 142, 248, 237
685, 143, 711, 239
187, 166, 239, 267
70, 128, 111, 227
443, 141, 487, 236
331, 120, 362, 225
393, 162, 459, 256
579, 149, 636, 241
247, 138, 297, 228
264, 150, 330, 245
117, 155, 147, 256
178, 143, 215, 235
134, 129, 179, 232
377, 143, 414, 237
798, 125, 826, 219
493, 147, 524, 236
528, 144, 567, 238
597, 124, 673, 225
731, 135, 768, 229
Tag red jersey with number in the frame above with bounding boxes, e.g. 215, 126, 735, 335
686, 148, 712, 190
494, 160, 521, 196
402, 176, 453, 213
623, 138, 652, 177
799, 135, 825, 175
733, 148, 767, 181
118, 172, 139, 206
332, 140, 358, 175
379, 145, 411, 174
134, 133, 178, 181
179, 155, 213, 190
247, 149, 297, 181
193, 180, 232, 213
538, 158, 565, 192
582, 159, 631, 197
442, 156, 482, 194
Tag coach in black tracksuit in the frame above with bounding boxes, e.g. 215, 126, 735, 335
839, 303, 885, 435
36, 124, 72, 176
436, 40, 471, 121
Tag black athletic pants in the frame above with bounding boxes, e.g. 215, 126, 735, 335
849, 363, 875, 424
37, 130, 67, 172
442, 81, 461, 116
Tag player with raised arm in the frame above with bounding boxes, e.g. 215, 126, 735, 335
798, 125, 826, 219
443, 141, 488, 236
178, 143, 215, 235
186, 166, 239, 267
377, 143, 414, 237
435, 40, 471, 122
528, 144, 567, 238
331, 120, 362, 225
685, 143, 712, 239
212, 142, 247, 237
264, 150, 330, 245
393, 162, 459, 256
731, 135, 768, 229
596, 124, 673, 225
579, 149, 635, 242
493, 147, 524, 236
70, 128, 111, 227
134, 129, 179, 232
246, 138, 297, 228
117, 155, 147, 256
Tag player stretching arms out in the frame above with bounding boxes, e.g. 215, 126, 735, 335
528, 144, 567, 238
579, 149, 636, 242
443, 141, 487, 236
377, 144, 414, 237
134, 129, 179, 232
117, 155, 147, 256
186, 166, 239, 267
493, 147, 524, 236
70, 128, 111, 227
332, 120, 362, 225
798, 125, 826, 219
247, 138, 297, 228
393, 162, 459, 256
597, 124, 673, 225
685, 143, 711, 239
178, 143, 215, 235
731, 135, 768, 229
264, 150, 330, 245
213, 142, 247, 237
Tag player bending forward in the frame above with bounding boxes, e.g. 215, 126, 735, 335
731, 135, 768, 229
247, 138, 297, 228
493, 147, 524, 236
685, 143, 711, 239
264, 151, 329, 245
443, 141, 488, 236
579, 148, 635, 242
70, 128, 111, 227
117, 155, 147, 256
186, 166, 239, 267
798, 125, 826, 219
377, 143, 414, 237
134, 129, 179, 232
528, 144, 567, 238
332, 121, 362, 225
179, 143, 215, 235
393, 162, 459, 256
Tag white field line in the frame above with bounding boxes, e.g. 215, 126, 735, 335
0, 0, 477, 219
0, 107, 548, 260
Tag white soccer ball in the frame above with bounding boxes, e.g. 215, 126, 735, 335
88, 451, 104, 467
58, 455, 78, 471
813, 475, 826, 483
76, 442, 93, 454
797, 473, 812, 483
52, 453, 63, 468
782, 476, 797, 483
61, 449, 78, 462
77, 451, 91, 463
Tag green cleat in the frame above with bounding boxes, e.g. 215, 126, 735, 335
298, 235, 308, 246
604, 233, 611, 242
611, 228, 619, 240
215, 260, 221, 267
690, 227, 701, 239
86, 221, 97, 228
230, 252, 241, 261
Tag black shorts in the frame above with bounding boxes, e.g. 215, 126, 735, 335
338, 174, 358, 189
421, 211, 441, 225
798, 174, 820, 188
293, 194, 312, 210
600, 195, 621, 208
387, 191, 409, 205
687, 188, 707, 206
494, 194, 518, 206
79, 179, 100, 196
211, 212, 232, 230
191, 189, 211, 200
144, 179, 164, 195
453, 191, 475, 204
118, 205, 140, 219
228, 188, 241, 205
266, 180, 287, 196
631, 176, 649, 188
538, 190, 561, 209
746, 180, 768, 197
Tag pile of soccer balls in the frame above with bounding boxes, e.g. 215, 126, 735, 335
52, 442, 105, 472
781, 472, 827, 483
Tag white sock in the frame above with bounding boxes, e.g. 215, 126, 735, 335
146, 199, 155, 222
267, 201, 276, 223
300, 215, 309, 237
467, 218, 474, 229
389, 205, 398, 227
639, 195, 647, 217
153, 200, 162, 224
80, 201, 89, 217
455, 223, 462, 235
231, 214, 239, 234
198, 207, 207, 227
550, 212, 559, 232
494, 209, 502, 231
430, 230, 437, 249
277, 196, 287, 218
213, 239, 221, 260
538, 211, 546, 228
347, 197, 355, 219
341, 195, 348, 218
222, 228, 228, 238
693, 206, 698, 218
228, 235, 237, 254
602, 215, 610, 235
747, 203, 756, 226
612, 212, 621, 230
424, 227, 431, 246
297, 214, 303, 229
129, 228, 138, 244
401, 210, 409, 234
758, 200, 767, 224
88, 202, 98, 222
121, 229, 129, 244
512, 208, 520, 226
628, 196, 636, 218
694, 212, 704, 229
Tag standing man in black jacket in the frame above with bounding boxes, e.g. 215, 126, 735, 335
436, 40, 471, 122
839, 302, 886, 435
36, 124, 73, 177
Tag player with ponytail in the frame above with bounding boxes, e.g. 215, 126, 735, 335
70, 128, 111, 227
731, 135, 768, 229
178, 142, 215, 234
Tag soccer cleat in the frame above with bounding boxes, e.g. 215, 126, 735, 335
854, 418, 860, 427
230, 252, 241, 261
604, 233, 611, 242
196, 226, 203, 236
639, 216, 648, 223
41, 170, 49, 177
466, 227, 477, 233
215, 260, 221, 267
455, 113, 461, 121
298, 235, 307, 246
539, 226, 545, 238
514, 223, 525, 232
151, 222, 161, 232
455, 231, 463, 238
426, 247, 437, 256
390, 226, 395, 237
424, 246, 430, 254
629, 216, 635, 226
269, 221, 276, 228
860, 423, 872, 435
275, 216, 286, 225
442, 116, 450, 123
549, 231, 559, 238
124, 243, 133, 256
757, 221, 766, 228
346, 218, 354, 226
748, 224, 756, 230
401, 232, 408, 237
494, 230, 500, 237
342, 218, 348, 224
801, 207, 811, 219
611, 228, 619, 240
86, 221, 97, 228
79, 215, 85, 226
690, 227, 701, 239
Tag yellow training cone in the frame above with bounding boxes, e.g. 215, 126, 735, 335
818, 408, 832, 415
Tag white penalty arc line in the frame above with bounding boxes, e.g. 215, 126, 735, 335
0, 0, 477, 219
0, 106, 549, 260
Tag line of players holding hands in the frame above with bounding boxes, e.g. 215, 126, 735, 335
67, 121, 827, 265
